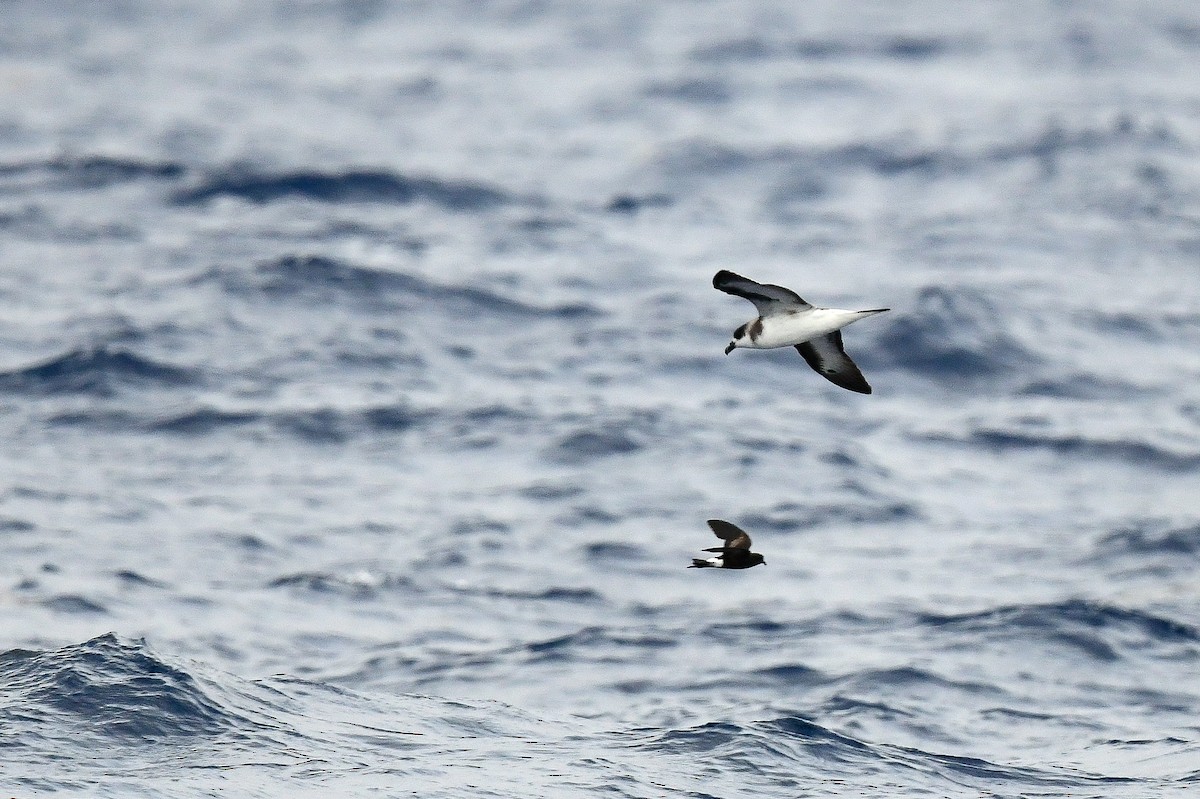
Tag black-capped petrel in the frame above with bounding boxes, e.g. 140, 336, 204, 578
713, 270, 889, 394
689, 519, 765, 569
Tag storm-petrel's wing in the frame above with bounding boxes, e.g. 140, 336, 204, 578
703, 518, 752, 552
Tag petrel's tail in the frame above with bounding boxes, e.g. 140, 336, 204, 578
689, 558, 715, 568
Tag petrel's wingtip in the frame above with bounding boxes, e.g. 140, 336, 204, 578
712, 269, 741, 288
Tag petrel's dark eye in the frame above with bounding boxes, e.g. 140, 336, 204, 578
733, 323, 747, 338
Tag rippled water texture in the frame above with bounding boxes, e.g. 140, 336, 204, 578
3, 1, 1200, 796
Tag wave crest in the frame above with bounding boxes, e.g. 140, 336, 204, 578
0, 346, 195, 396
0, 634, 245, 741
172, 167, 508, 209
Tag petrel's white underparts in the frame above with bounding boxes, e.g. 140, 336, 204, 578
713, 270, 888, 394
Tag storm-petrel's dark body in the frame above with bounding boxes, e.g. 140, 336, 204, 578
713, 270, 889, 394
688, 519, 765, 569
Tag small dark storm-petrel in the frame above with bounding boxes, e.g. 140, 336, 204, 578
713, 270, 889, 394
688, 519, 765, 569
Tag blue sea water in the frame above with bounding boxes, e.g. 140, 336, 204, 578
3, 1, 1200, 795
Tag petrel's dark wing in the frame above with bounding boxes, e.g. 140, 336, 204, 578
706, 518, 751, 550
795, 331, 872, 394
713, 270, 810, 315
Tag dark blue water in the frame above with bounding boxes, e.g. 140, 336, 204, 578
4, 1, 1200, 795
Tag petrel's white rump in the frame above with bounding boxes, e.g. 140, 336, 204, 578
713, 270, 889, 394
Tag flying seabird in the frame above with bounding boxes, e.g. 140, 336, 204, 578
688, 519, 765, 569
713, 270, 889, 394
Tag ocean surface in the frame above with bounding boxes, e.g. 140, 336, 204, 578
3, 1, 1200, 796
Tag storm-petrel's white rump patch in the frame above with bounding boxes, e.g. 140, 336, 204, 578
688, 519, 765, 569
713, 270, 889, 394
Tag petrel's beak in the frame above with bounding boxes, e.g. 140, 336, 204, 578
724, 342, 735, 355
